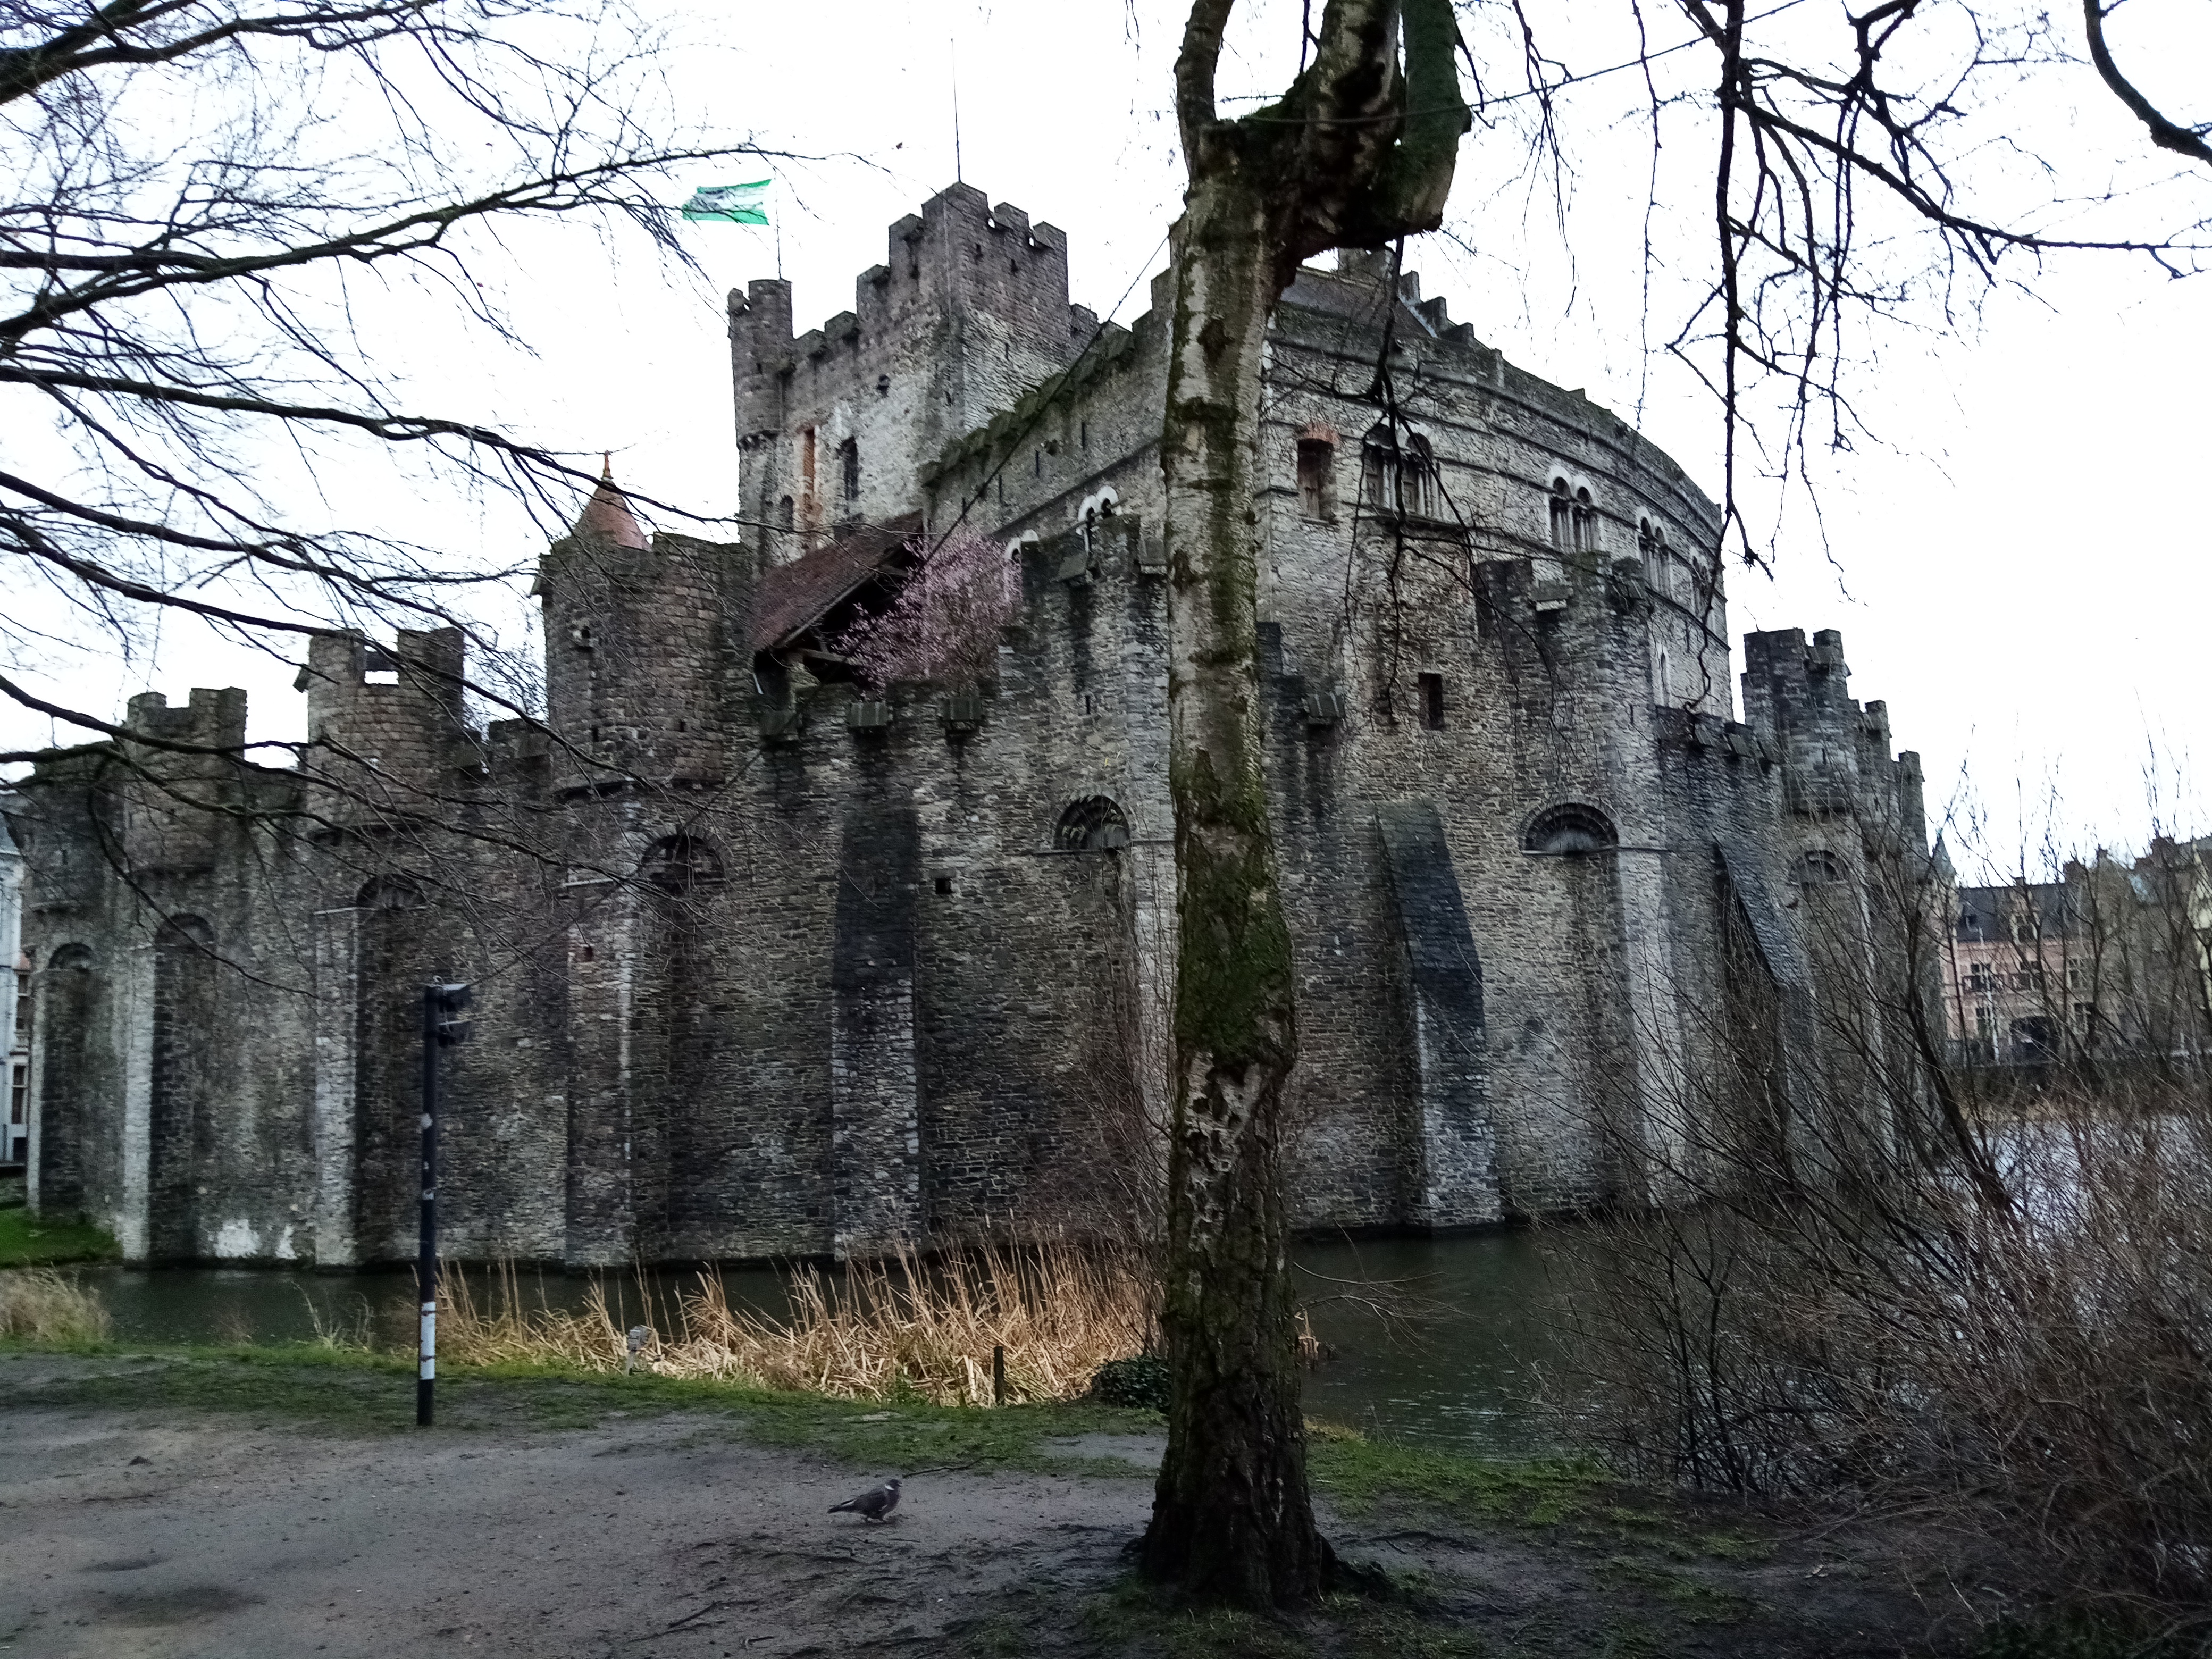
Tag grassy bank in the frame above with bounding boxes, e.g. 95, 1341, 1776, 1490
0, 1338, 1174, 1470
0, 1336, 1599, 1513
0, 1206, 119, 1267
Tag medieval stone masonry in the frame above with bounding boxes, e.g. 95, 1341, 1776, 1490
8, 181, 1933, 1266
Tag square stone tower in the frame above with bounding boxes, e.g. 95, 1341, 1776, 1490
728, 182, 1093, 563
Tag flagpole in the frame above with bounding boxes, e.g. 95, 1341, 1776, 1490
951, 36, 963, 185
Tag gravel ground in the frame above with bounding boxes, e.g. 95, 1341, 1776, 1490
0, 1353, 2004, 1658
0, 1360, 1154, 1658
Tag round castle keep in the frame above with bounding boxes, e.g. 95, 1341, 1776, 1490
10, 181, 1936, 1266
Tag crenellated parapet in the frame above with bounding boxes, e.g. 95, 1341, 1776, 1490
299, 626, 467, 831
1742, 627, 1872, 819
120, 686, 248, 875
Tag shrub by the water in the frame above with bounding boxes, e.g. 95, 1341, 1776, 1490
1090, 1354, 1171, 1411
1560, 810, 2212, 1635
0, 1267, 111, 1343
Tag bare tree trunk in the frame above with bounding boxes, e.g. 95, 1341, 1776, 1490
1143, 190, 1325, 1603
1143, 0, 1467, 1607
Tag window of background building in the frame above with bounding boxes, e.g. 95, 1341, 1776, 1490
838, 437, 859, 504
1418, 672, 1445, 730
1549, 478, 1572, 548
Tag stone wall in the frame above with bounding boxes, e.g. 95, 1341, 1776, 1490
6, 184, 1933, 1266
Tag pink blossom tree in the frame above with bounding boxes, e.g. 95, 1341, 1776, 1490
834, 527, 1020, 692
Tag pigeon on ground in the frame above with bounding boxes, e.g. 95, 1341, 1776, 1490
828, 1477, 902, 1523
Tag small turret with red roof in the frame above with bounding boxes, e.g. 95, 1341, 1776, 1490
571, 453, 649, 550
539, 455, 740, 792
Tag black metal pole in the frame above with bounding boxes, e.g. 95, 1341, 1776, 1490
417, 983, 439, 1427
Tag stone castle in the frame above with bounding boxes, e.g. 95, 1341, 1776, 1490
6, 181, 1931, 1266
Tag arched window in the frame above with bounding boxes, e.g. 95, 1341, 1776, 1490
1079, 486, 1119, 533
35, 945, 97, 1211
1548, 477, 1573, 549
1573, 486, 1597, 552
1055, 796, 1131, 852
1795, 849, 1845, 886
1362, 422, 1400, 510
1638, 517, 1668, 597
1404, 434, 1439, 518
777, 495, 794, 532
1362, 423, 1439, 518
641, 834, 725, 894
839, 437, 860, 504
1295, 435, 1335, 519
1523, 802, 1619, 856
355, 876, 422, 910
150, 916, 215, 1259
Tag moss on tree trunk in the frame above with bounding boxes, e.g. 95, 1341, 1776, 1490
1143, 186, 1331, 1604
1142, 0, 1468, 1608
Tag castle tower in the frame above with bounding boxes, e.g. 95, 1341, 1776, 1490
539, 460, 735, 792
1741, 627, 1862, 820
729, 182, 1087, 564
120, 687, 248, 875
300, 626, 467, 830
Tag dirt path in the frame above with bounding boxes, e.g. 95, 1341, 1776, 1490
2, 1361, 1158, 1657
0, 1353, 1998, 1658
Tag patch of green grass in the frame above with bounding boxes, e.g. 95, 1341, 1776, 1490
1593, 1618, 1670, 1658
1595, 1557, 1753, 1626
1080, 1575, 1311, 1659
0, 1207, 120, 1266
1305, 1420, 1603, 1528
1335, 1604, 1489, 1659
1691, 1529, 1773, 1563
953, 1608, 1041, 1658
1076, 1563, 1491, 1659
0, 1343, 1166, 1472
1976, 1608, 2199, 1659
6, 1344, 424, 1431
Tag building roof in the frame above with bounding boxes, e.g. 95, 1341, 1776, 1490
751, 514, 923, 654
1955, 881, 2077, 943
569, 457, 648, 550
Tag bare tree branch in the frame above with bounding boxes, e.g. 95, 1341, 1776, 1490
2081, 0, 2212, 165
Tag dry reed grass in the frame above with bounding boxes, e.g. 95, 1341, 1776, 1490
0, 1267, 112, 1343
438, 1238, 1155, 1405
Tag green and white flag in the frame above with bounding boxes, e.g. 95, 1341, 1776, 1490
681, 180, 770, 224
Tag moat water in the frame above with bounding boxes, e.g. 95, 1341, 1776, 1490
63, 1230, 1577, 1457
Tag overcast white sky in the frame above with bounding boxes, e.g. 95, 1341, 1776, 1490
6, 0, 2207, 878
